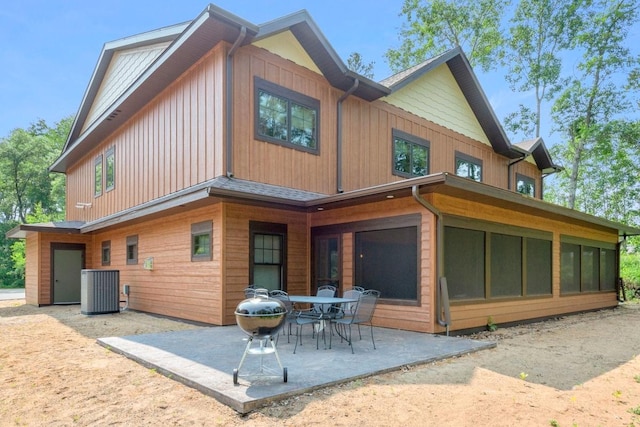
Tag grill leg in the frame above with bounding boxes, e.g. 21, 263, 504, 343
236, 337, 254, 374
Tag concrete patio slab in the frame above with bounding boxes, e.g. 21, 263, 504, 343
98, 326, 494, 414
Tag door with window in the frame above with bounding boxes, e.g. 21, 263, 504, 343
313, 235, 340, 294
250, 222, 287, 292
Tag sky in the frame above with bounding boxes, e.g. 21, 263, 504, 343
0, 1, 637, 145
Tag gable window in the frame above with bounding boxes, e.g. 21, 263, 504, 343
94, 155, 103, 197
101, 241, 111, 266
191, 221, 212, 262
516, 173, 535, 197
455, 152, 482, 182
250, 221, 287, 292
254, 77, 319, 153
392, 129, 429, 178
105, 146, 115, 192
126, 235, 138, 265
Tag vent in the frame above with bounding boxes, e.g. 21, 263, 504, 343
81, 269, 120, 315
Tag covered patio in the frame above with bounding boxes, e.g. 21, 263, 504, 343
98, 325, 494, 413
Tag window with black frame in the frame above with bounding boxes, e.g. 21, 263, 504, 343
455, 152, 482, 182
250, 221, 287, 292
254, 77, 319, 153
560, 237, 617, 294
392, 129, 429, 178
516, 173, 535, 197
191, 221, 212, 262
354, 226, 418, 301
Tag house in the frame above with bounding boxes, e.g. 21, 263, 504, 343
8, 4, 639, 333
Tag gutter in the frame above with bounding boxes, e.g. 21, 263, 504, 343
336, 79, 359, 193
411, 184, 450, 333
225, 25, 247, 178
507, 155, 527, 191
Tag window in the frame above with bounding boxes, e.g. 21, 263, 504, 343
250, 221, 287, 292
254, 77, 320, 153
105, 146, 115, 192
455, 152, 482, 182
560, 237, 617, 294
444, 219, 553, 301
126, 235, 138, 265
101, 241, 111, 266
516, 173, 535, 197
191, 221, 212, 261
355, 226, 419, 301
94, 155, 103, 196
392, 129, 429, 178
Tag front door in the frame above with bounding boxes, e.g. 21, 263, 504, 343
51, 243, 85, 304
313, 235, 340, 294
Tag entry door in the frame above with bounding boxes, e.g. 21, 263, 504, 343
314, 235, 340, 294
52, 244, 85, 304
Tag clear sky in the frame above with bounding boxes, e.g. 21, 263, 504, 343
0, 1, 637, 144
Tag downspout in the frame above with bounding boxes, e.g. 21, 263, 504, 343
336, 79, 359, 193
412, 184, 450, 335
225, 26, 247, 178
507, 155, 527, 191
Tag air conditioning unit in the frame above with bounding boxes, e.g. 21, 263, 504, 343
81, 269, 120, 315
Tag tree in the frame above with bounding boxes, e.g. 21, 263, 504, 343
549, 0, 638, 210
346, 52, 375, 79
502, 0, 581, 140
385, 0, 508, 73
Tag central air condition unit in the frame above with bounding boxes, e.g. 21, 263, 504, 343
81, 269, 120, 315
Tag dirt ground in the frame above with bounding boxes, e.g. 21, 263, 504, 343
1, 300, 640, 426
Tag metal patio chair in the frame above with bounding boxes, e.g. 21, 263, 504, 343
332, 293, 378, 353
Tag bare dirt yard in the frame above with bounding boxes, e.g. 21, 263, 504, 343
2, 299, 640, 426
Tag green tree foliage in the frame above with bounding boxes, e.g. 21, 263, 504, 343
547, 0, 639, 210
385, 0, 508, 73
0, 117, 71, 287
503, 0, 581, 140
346, 52, 375, 79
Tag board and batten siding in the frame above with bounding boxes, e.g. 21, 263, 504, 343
66, 45, 226, 223
428, 192, 619, 331
231, 45, 338, 194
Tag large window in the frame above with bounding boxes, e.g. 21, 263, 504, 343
250, 221, 287, 292
455, 152, 482, 182
516, 173, 535, 197
94, 154, 103, 197
560, 237, 617, 294
392, 129, 429, 178
105, 146, 115, 192
191, 221, 212, 262
444, 219, 552, 301
254, 77, 319, 153
354, 225, 419, 301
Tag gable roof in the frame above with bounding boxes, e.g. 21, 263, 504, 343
52, 5, 556, 175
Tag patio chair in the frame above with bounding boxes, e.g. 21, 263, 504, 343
362, 289, 381, 297
352, 286, 366, 292
244, 286, 256, 298
332, 293, 378, 353
269, 290, 296, 343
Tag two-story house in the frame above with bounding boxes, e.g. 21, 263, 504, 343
8, 4, 639, 333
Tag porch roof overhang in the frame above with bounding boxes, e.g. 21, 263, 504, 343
8, 175, 638, 239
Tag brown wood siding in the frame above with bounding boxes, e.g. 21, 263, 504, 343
222, 203, 309, 325
429, 192, 619, 332
89, 204, 223, 324
231, 45, 338, 194
310, 197, 437, 333
24, 233, 93, 306
65, 45, 226, 222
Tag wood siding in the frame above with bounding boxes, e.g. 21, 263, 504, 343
310, 197, 437, 333
66, 45, 226, 222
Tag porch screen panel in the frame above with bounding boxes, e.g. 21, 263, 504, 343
600, 248, 616, 291
526, 237, 552, 295
490, 233, 522, 297
581, 246, 599, 292
444, 227, 485, 300
560, 243, 580, 293
354, 226, 418, 300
